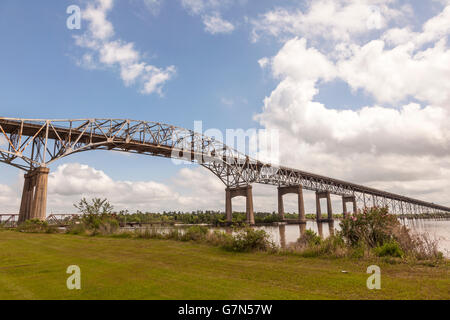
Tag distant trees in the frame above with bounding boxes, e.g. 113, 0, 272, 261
72, 198, 289, 226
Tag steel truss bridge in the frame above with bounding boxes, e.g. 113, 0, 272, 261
0, 117, 449, 224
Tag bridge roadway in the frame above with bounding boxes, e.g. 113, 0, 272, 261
0, 118, 449, 225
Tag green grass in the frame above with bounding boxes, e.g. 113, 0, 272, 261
0, 231, 448, 300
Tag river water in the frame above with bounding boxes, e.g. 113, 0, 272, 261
124, 219, 450, 257
251, 219, 450, 257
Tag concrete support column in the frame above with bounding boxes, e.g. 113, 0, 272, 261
315, 191, 322, 221
277, 187, 285, 220
19, 174, 33, 223
328, 220, 335, 236
342, 195, 357, 219
316, 191, 333, 222
30, 167, 49, 220
317, 221, 323, 238
298, 186, 306, 223
246, 186, 255, 225
342, 198, 348, 219
299, 223, 306, 238
326, 192, 333, 221
225, 188, 232, 223
278, 185, 306, 223
225, 185, 254, 225
18, 167, 50, 223
279, 224, 286, 249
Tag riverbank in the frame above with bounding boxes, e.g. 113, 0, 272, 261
0, 231, 448, 299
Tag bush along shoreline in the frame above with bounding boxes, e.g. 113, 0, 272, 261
11, 203, 445, 264
287, 207, 443, 262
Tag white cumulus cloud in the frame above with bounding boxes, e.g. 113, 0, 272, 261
255, 3, 450, 206
181, 0, 235, 35
203, 14, 235, 34
251, 0, 407, 43
74, 0, 176, 95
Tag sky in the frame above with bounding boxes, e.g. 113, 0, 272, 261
0, 0, 449, 214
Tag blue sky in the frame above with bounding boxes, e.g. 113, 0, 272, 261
0, 1, 277, 124
0, 0, 280, 183
0, 0, 449, 213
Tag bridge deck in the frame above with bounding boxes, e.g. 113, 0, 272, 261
1, 118, 449, 213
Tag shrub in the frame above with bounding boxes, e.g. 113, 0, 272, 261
222, 228, 273, 252
70, 198, 119, 235
298, 229, 322, 247
17, 219, 57, 234
181, 226, 209, 241
97, 217, 119, 235
289, 231, 347, 258
317, 234, 346, 256
340, 207, 443, 261
66, 222, 86, 235
66, 212, 120, 236
206, 230, 233, 247
374, 241, 404, 258
166, 228, 182, 240
74, 198, 114, 215
394, 230, 443, 261
349, 242, 370, 259
340, 207, 399, 248
135, 227, 163, 239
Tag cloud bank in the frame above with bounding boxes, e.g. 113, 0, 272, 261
255, 2, 450, 206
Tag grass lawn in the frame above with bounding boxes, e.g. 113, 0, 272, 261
0, 230, 448, 300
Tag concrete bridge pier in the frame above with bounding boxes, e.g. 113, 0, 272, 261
317, 221, 324, 238
342, 195, 357, 218
18, 167, 50, 223
299, 223, 306, 237
316, 191, 333, 222
225, 185, 255, 225
328, 220, 335, 236
279, 224, 286, 249
278, 185, 306, 223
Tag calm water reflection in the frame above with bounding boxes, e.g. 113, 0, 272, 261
252, 219, 450, 257
126, 219, 450, 257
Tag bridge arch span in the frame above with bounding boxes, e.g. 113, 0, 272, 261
1, 117, 449, 224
